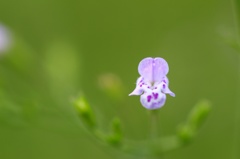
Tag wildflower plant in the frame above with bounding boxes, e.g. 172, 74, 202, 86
73, 57, 211, 158
0, 0, 239, 159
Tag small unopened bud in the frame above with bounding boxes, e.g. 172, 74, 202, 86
106, 117, 123, 146
188, 100, 211, 131
74, 96, 96, 128
177, 100, 211, 143
177, 125, 194, 143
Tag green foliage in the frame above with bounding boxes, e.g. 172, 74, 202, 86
73, 97, 211, 157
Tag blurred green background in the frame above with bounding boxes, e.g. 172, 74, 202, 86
0, 0, 239, 159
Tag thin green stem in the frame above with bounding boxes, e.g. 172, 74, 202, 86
231, 0, 240, 158
149, 110, 159, 139
148, 110, 166, 159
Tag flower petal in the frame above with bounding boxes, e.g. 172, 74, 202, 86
129, 77, 144, 96
140, 91, 166, 109
129, 86, 143, 96
138, 57, 169, 82
152, 58, 169, 82
161, 77, 175, 97
138, 57, 154, 82
162, 86, 175, 97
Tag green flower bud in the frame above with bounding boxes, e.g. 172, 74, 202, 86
177, 100, 211, 143
188, 100, 211, 131
177, 124, 194, 143
106, 117, 122, 146
74, 96, 96, 128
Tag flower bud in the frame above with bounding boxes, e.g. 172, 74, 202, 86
188, 100, 211, 131
106, 117, 122, 146
74, 96, 96, 128
177, 124, 194, 143
177, 100, 211, 143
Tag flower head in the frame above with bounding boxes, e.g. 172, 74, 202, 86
129, 57, 175, 109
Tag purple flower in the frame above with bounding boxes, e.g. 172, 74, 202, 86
129, 57, 175, 109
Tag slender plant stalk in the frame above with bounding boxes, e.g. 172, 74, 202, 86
149, 110, 166, 159
231, 0, 240, 158
149, 110, 159, 139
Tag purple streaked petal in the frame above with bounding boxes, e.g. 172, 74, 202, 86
140, 92, 166, 109
129, 86, 143, 96
161, 83, 175, 97
152, 58, 169, 82
129, 77, 146, 96
138, 57, 169, 82
129, 77, 153, 96
163, 87, 175, 97
161, 76, 175, 97
138, 57, 153, 82
162, 76, 169, 84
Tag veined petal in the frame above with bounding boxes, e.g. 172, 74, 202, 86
138, 57, 169, 82
161, 77, 175, 97
162, 85, 175, 97
152, 58, 169, 82
140, 91, 166, 109
129, 77, 152, 96
138, 57, 153, 82
129, 86, 143, 96
129, 77, 144, 96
